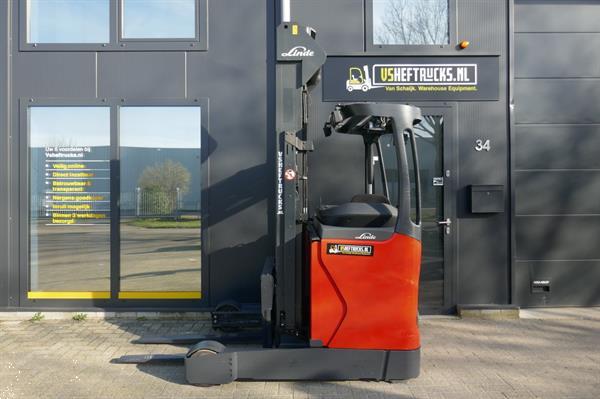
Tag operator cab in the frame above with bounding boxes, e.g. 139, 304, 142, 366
317, 103, 420, 230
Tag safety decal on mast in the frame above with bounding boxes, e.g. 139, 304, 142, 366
277, 151, 284, 215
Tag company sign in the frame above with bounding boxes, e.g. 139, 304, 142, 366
323, 56, 499, 101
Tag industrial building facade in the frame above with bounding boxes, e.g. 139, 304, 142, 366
0, 0, 598, 314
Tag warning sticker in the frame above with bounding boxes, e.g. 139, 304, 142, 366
326, 244, 374, 257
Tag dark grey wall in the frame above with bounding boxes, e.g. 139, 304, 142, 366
0, 0, 8, 308
1, 0, 548, 310
6, 0, 274, 308
514, 0, 600, 306
455, 0, 509, 305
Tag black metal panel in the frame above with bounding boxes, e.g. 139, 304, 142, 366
458, 0, 506, 53
514, 0, 600, 306
514, 260, 600, 306
516, 33, 600, 78
516, 216, 600, 260
13, 53, 96, 98
185, 346, 420, 384
98, 52, 186, 98
515, 79, 600, 124
185, 0, 272, 305
456, 101, 509, 305
515, 125, 600, 170
516, 171, 600, 215
291, 0, 364, 54
0, 0, 8, 308
515, 0, 600, 33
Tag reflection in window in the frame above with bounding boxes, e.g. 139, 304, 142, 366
29, 107, 111, 293
27, 0, 110, 43
373, 0, 449, 45
120, 107, 201, 293
380, 116, 444, 309
122, 0, 196, 39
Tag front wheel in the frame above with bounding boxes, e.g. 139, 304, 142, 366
347, 86, 354, 92
186, 340, 228, 387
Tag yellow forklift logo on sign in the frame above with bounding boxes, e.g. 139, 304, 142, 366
346, 66, 379, 92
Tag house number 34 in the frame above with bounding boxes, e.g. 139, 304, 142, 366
475, 139, 491, 152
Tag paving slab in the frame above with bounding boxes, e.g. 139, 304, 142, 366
0, 316, 599, 399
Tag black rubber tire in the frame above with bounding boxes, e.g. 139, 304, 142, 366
186, 340, 226, 358
214, 301, 241, 333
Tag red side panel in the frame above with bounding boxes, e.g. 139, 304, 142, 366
310, 234, 421, 351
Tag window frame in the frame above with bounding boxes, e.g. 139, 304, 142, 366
20, 98, 211, 307
26, 103, 113, 297
117, 103, 204, 299
365, 0, 457, 54
20, 0, 208, 52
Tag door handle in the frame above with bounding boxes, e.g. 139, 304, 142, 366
437, 218, 452, 226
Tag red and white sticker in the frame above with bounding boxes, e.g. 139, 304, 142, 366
284, 168, 297, 181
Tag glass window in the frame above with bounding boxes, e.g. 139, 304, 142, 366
27, 0, 110, 44
119, 107, 201, 294
122, 0, 196, 39
372, 0, 449, 45
29, 107, 111, 294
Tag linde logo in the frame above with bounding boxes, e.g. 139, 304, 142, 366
281, 46, 314, 57
355, 232, 376, 240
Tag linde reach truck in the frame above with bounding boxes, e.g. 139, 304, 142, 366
116, 0, 424, 385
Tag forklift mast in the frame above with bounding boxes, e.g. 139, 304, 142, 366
267, 21, 326, 341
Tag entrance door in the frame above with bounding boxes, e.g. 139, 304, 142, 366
380, 108, 455, 313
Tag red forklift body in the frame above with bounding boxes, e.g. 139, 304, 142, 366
311, 234, 421, 350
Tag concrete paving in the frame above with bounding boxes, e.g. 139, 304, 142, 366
1, 315, 599, 399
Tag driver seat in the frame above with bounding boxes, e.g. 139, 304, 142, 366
317, 195, 397, 228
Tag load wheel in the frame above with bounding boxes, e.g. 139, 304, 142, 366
186, 340, 227, 386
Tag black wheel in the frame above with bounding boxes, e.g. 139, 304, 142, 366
214, 301, 241, 333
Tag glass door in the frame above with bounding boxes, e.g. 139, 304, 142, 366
379, 111, 452, 313
413, 115, 445, 311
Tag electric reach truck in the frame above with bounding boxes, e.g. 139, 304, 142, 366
116, 13, 423, 386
